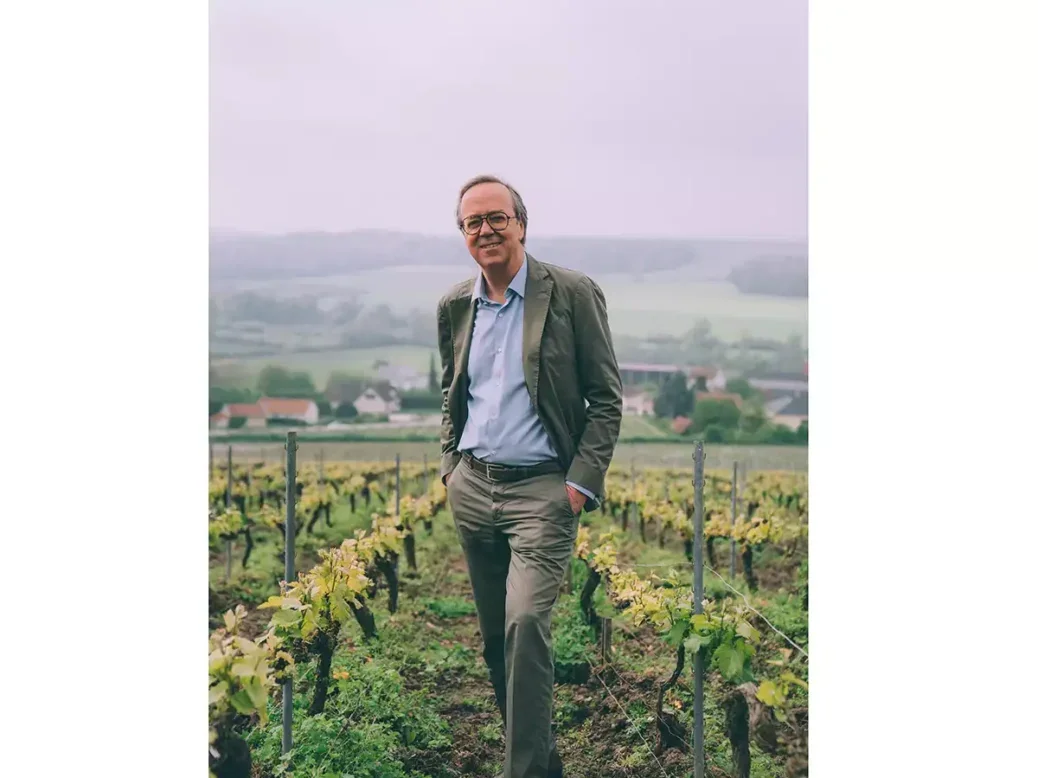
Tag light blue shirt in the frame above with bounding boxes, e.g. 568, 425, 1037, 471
457, 255, 597, 507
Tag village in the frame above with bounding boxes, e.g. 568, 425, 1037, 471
209, 360, 808, 439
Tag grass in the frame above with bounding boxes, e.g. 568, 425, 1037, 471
620, 414, 669, 438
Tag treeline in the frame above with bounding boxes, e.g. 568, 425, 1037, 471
652, 374, 808, 445
726, 255, 808, 298
210, 230, 807, 282
211, 294, 436, 352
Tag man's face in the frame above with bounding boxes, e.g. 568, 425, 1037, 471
458, 182, 526, 273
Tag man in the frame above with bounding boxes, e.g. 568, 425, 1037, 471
437, 174, 623, 778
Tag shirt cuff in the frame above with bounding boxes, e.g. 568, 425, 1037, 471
566, 480, 598, 512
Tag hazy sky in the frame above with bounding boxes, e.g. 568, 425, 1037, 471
210, 0, 806, 239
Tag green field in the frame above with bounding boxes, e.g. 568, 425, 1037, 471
210, 440, 808, 472
211, 345, 438, 387
215, 265, 807, 344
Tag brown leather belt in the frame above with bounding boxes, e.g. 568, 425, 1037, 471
462, 452, 562, 483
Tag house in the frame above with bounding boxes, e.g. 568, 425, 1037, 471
257, 397, 319, 425
325, 376, 401, 416
353, 383, 401, 416
377, 363, 429, 392
617, 362, 684, 388
211, 403, 267, 429
325, 377, 369, 409
622, 391, 655, 416
618, 362, 727, 392
767, 393, 808, 430
748, 372, 809, 397
694, 391, 743, 410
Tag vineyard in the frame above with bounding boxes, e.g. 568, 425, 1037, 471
208, 437, 808, 778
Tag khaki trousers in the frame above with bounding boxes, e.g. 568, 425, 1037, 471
446, 460, 578, 778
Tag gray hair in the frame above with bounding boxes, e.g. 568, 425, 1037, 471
455, 174, 528, 245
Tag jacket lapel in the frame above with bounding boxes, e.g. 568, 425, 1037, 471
448, 285, 477, 423
522, 255, 554, 405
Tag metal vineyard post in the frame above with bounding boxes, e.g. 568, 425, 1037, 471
730, 461, 738, 579
282, 431, 297, 755
225, 445, 233, 582
693, 441, 705, 778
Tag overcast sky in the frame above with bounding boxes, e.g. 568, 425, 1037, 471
210, 0, 806, 239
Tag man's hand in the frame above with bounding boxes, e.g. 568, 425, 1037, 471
565, 484, 587, 515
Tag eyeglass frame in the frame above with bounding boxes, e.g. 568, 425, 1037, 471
457, 210, 522, 235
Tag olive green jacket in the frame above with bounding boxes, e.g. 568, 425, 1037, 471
436, 254, 623, 500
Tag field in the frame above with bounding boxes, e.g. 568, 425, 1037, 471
212, 264, 807, 345
208, 455, 808, 777
212, 345, 437, 387
211, 441, 809, 473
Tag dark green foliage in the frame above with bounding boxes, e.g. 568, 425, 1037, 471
654, 373, 695, 418
692, 398, 741, 432
335, 402, 358, 419
422, 596, 476, 620
256, 365, 317, 398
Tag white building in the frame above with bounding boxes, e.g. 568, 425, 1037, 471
622, 391, 655, 416
257, 397, 320, 425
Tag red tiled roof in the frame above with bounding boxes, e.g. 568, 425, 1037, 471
671, 416, 692, 434
258, 397, 316, 416
224, 403, 265, 419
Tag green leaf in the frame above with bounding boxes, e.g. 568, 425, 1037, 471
756, 680, 785, 707
272, 609, 303, 628
243, 676, 268, 713
664, 619, 689, 648
690, 614, 711, 632
736, 621, 761, 644
228, 689, 256, 715
231, 657, 261, 678
781, 671, 809, 690
714, 644, 746, 682
209, 681, 228, 706
684, 633, 708, 655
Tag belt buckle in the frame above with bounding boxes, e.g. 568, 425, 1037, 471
473, 457, 496, 483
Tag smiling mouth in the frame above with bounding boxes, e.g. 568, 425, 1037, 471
480, 242, 501, 249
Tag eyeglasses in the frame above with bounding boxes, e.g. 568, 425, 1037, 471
458, 211, 518, 235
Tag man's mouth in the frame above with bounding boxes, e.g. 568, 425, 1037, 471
480, 241, 501, 249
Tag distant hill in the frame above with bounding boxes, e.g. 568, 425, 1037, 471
726, 255, 808, 298
209, 229, 808, 290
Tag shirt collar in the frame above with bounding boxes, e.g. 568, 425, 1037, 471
473, 252, 527, 302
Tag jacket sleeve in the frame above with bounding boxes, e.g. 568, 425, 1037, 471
565, 276, 623, 499
437, 297, 462, 483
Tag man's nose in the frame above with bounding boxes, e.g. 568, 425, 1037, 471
478, 218, 494, 236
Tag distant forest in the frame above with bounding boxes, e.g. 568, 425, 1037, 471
726, 255, 808, 298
